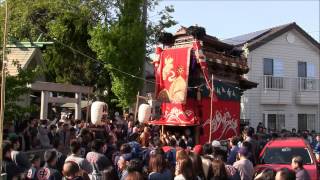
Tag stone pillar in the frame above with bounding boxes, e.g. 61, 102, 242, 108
75, 93, 82, 120
40, 91, 48, 120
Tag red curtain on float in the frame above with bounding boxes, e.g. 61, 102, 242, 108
151, 47, 199, 126
199, 99, 240, 144
151, 44, 240, 142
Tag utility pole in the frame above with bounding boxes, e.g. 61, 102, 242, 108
0, 0, 9, 172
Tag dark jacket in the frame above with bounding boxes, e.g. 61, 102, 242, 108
295, 168, 311, 180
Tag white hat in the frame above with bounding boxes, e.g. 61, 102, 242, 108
211, 140, 221, 148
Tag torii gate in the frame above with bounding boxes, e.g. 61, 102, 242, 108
29, 81, 93, 120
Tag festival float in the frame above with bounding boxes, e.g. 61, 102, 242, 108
148, 26, 257, 144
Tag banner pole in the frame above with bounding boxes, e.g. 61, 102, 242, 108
0, 0, 9, 173
209, 74, 213, 143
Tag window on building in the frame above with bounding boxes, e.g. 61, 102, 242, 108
298, 114, 316, 132
298, 62, 316, 91
267, 114, 285, 132
263, 58, 284, 89
264, 58, 273, 75
298, 62, 307, 77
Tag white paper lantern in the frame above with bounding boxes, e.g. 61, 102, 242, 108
138, 104, 151, 123
91, 101, 107, 125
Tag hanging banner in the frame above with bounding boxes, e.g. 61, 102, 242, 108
199, 81, 240, 144
151, 47, 198, 126
156, 47, 191, 104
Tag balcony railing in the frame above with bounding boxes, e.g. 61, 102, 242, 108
262, 75, 288, 90
298, 77, 319, 92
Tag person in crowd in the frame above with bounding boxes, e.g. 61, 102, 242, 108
174, 152, 198, 180
241, 141, 256, 165
48, 124, 58, 145
227, 136, 239, 165
140, 126, 151, 148
127, 121, 134, 138
52, 139, 67, 173
8, 134, 31, 171
233, 147, 254, 180
162, 138, 177, 169
291, 128, 297, 137
211, 159, 228, 180
213, 147, 240, 180
148, 150, 172, 180
78, 128, 93, 157
58, 123, 71, 148
62, 161, 84, 180
37, 119, 51, 148
291, 156, 311, 180
37, 150, 62, 180
86, 139, 112, 171
117, 153, 132, 180
192, 144, 202, 155
26, 154, 41, 180
254, 168, 275, 180
243, 127, 258, 163
65, 140, 93, 174
201, 143, 214, 180
211, 140, 222, 149
125, 171, 144, 180
314, 135, 320, 161
189, 152, 205, 180
275, 168, 296, 180
69, 127, 77, 142
103, 166, 119, 180
256, 122, 264, 133
28, 119, 39, 149
127, 158, 144, 176
2, 141, 25, 180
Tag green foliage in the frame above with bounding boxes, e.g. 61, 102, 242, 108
1, 0, 177, 110
90, 0, 146, 108
4, 63, 40, 121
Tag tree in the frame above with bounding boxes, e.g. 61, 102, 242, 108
3, 63, 40, 121
90, 0, 146, 108
89, 0, 177, 108
1, 0, 177, 111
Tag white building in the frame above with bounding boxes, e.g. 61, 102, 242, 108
224, 22, 320, 132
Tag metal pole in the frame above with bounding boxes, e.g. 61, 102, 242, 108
134, 91, 139, 122
0, 0, 9, 172
209, 74, 213, 143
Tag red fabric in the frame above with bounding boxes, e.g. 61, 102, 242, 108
151, 47, 197, 126
192, 41, 211, 91
199, 98, 240, 144
149, 99, 199, 126
193, 144, 203, 155
156, 47, 191, 103
162, 146, 172, 153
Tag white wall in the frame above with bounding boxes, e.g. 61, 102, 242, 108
241, 29, 320, 131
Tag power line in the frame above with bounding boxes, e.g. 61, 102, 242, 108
42, 33, 212, 89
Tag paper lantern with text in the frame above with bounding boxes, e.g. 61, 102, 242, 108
138, 104, 151, 123
91, 101, 108, 125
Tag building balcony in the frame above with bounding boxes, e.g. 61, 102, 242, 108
260, 75, 292, 104
295, 77, 319, 105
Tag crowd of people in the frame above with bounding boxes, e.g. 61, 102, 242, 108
1, 114, 317, 180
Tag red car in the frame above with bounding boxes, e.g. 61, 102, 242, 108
256, 137, 319, 180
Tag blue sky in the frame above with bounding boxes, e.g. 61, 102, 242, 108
150, 1, 320, 41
